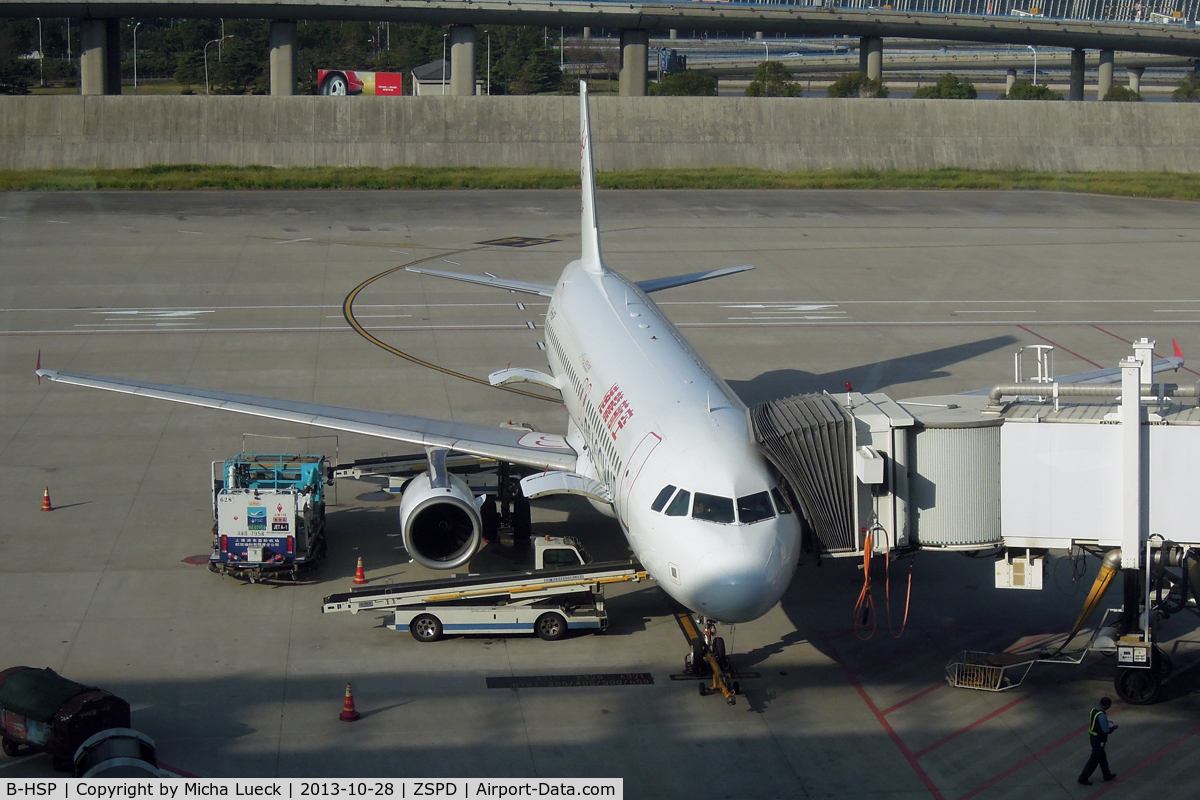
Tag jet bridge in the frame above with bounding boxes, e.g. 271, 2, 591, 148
751, 339, 1200, 704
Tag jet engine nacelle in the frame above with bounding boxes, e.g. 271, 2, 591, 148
398, 470, 482, 570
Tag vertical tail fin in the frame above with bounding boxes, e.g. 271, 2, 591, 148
579, 81, 603, 273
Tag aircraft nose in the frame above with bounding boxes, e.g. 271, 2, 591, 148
692, 521, 800, 623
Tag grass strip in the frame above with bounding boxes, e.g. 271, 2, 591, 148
2, 166, 1200, 200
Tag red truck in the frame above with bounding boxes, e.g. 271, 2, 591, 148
0, 666, 131, 770
318, 70, 403, 96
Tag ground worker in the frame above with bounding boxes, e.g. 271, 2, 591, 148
1077, 696, 1118, 785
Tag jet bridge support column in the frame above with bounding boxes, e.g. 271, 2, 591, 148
619, 29, 648, 96
449, 25, 477, 96
1070, 48, 1085, 101
1097, 49, 1114, 99
1006, 69, 1017, 93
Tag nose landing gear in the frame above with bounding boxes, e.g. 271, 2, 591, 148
683, 617, 740, 705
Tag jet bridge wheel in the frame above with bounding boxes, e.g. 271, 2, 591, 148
410, 613, 444, 643
535, 612, 567, 641
1, 737, 20, 757
1115, 665, 1161, 706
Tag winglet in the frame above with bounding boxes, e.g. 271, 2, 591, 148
35, 350, 40, 385
1174, 338, 1183, 359
579, 81, 603, 273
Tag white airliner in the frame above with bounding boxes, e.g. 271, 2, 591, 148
36, 82, 801, 623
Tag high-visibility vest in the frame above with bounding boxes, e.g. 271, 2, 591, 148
1089, 708, 1106, 737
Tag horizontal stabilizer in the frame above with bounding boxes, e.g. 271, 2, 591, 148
406, 267, 554, 297
520, 471, 614, 504
637, 264, 754, 294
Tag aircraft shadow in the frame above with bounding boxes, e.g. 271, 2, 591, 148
726, 335, 1019, 406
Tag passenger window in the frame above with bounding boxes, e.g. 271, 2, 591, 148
737, 491, 775, 525
652, 485, 677, 512
664, 489, 691, 517
771, 487, 792, 515
692, 493, 735, 524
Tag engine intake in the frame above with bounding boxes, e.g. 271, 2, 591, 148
398, 470, 482, 570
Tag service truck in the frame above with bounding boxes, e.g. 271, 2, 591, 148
323, 536, 648, 642
210, 453, 331, 582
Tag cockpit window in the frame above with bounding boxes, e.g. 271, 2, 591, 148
651, 485, 677, 513
771, 487, 792, 515
692, 493, 735, 524
737, 491, 775, 525
664, 489, 691, 517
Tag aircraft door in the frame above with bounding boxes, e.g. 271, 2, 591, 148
618, 432, 662, 525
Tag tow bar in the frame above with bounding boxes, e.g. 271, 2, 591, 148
677, 613, 740, 705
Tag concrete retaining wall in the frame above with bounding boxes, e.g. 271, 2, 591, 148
3, 96, 1199, 172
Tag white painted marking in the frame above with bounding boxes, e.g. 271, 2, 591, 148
724, 303, 839, 311
517, 302, 526, 310
526, 321, 536, 329
537, 342, 547, 351
101, 310, 214, 318
954, 310, 1035, 314
444, 260, 462, 266
1154, 309, 1200, 313
178, 230, 203, 235
389, 250, 411, 255
326, 314, 412, 319
47, 220, 69, 224
275, 237, 314, 245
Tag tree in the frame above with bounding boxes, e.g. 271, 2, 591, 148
652, 70, 716, 96
912, 73, 976, 99
513, 46, 562, 94
826, 72, 888, 98
745, 61, 800, 97
1002, 80, 1062, 100
173, 50, 205, 87
1172, 72, 1200, 102
1103, 85, 1142, 102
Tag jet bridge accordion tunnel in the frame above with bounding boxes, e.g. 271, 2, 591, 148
750, 347, 1200, 704
750, 391, 1003, 557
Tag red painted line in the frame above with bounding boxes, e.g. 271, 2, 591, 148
822, 634, 947, 800
1084, 722, 1200, 799
956, 722, 1090, 800
1018, 325, 1104, 369
1091, 324, 1200, 378
883, 683, 946, 716
158, 762, 201, 778
914, 695, 1029, 759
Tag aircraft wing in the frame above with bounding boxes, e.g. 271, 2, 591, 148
636, 264, 755, 294
405, 267, 554, 297
35, 368, 577, 472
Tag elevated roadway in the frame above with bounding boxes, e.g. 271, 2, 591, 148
5, 1, 1200, 96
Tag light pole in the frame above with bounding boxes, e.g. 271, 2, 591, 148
204, 35, 233, 95
37, 18, 43, 86
560, 27, 564, 69
1027, 45, 1037, 85
219, 19, 225, 61
486, 32, 491, 95
764, 40, 769, 62
441, 32, 447, 95
132, 22, 141, 94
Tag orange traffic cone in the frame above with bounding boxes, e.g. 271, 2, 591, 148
41, 487, 53, 512
339, 683, 360, 722
352, 557, 367, 585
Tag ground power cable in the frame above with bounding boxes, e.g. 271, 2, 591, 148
854, 523, 915, 641
342, 248, 560, 404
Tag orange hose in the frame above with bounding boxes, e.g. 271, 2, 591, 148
854, 530, 877, 640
